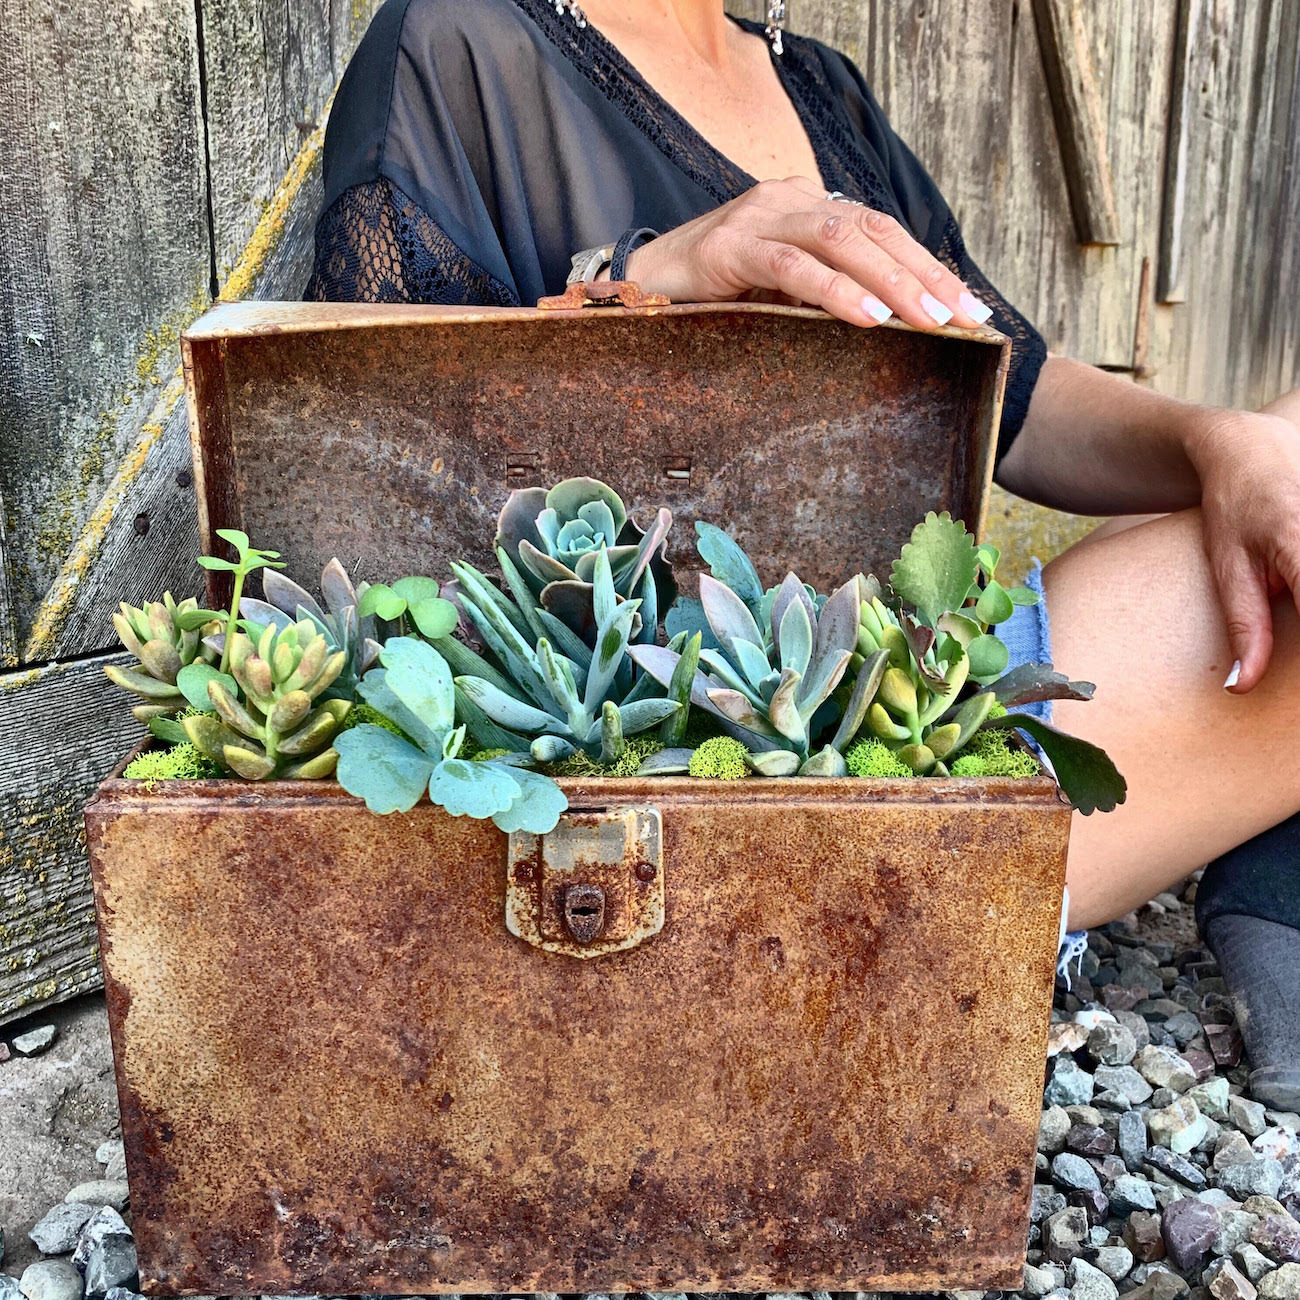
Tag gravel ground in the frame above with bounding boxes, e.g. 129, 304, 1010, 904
2, 877, 1296, 1300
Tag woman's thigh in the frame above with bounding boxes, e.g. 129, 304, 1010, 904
1044, 507, 1300, 929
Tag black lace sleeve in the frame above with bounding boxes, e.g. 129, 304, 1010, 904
306, 177, 521, 307
931, 215, 1047, 459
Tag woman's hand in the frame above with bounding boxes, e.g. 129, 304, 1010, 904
1184, 408, 1300, 693
620, 176, 994, 330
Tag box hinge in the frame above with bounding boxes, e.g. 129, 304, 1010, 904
505, 807, 663, 958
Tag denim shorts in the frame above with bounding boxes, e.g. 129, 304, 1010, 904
1000, 560, 1087, 970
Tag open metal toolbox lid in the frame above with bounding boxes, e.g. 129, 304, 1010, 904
182, 293, 1009, 590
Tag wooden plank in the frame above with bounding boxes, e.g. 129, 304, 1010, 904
1031, 0, 1122, 246
1158, 0, 1200, 303
0, 486, 19, 668
0, 653, 138, 1023
0, 0, 210, 653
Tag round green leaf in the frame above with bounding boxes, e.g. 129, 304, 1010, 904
176, 663, 239, 713
429, 758, 520, 819
409, 596, 459, 639
975, 580, 1015, 626
391, 576, 442, 605
336, 726, 435, 814
967, 633, 1010, 680
358, 584, 405, 621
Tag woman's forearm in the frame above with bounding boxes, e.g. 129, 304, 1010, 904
996, 356, 1213, 515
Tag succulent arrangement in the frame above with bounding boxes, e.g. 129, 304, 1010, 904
108, 477, 1126, 831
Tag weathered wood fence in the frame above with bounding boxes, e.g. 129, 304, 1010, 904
2, 0, 1298, 1021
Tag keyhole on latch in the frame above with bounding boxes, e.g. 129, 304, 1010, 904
563, 883, 606, 944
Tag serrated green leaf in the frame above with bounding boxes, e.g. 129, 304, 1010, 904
489, 766, 567, 834
429, 757, 520, 819
890, 512, 980, 627
983, 715, 1126, 815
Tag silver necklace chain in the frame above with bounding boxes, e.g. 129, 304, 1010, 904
554, 1, 785, 55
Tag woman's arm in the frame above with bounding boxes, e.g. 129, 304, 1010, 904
1002, 356, 1300, 695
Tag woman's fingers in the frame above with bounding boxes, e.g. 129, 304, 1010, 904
1212, 542, 1274, 692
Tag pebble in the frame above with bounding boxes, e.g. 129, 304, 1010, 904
1050, 1022, 1091, 1055
1137, 1046, 1199, 1094
94, 1142, 127, 1184
1207, 1024, 1245, 1067
1070, 1187, 1111, 1226
1237, 1245, 1279, 1283
1190, 1078, 1233, 1121
1244, 1197, 1291, 1220
17, 1261, 82, 1300
1207, 1260, 1259, 1300
1034, 1185, 1069, 1222
27, 1205, 95, 1256
1089, 1246, 1135, 1281
1254, 1129, 1298, 1162
1259, 1264, 1300, 1300
1097, 1089, 1135, 1113
72, 1211, 128, 1272
1, 1278, 22, 1300
1215, 1211, 1265, 1257
63, 1184, 128, 1213
1128, 1269, 1191, 1300
1126, 1211, 1168, 1263
1167, 1011, 1203, 1049
1098, 1065, 1157, 1106
1046, 1056, 1096, 1108
1112, 1174, 1160, 1213
1041, 1106, 1072, 1154
1070, 1258, 1119, 1300
1053, 1152, 1103, 1192
1067, 1123, 1116, 1157
1045, 1206, 1092, 1263
1089, 1023, 1139, 1067
1218, 1131, 1260, 1168
1151, 1097, 1210, 1154
1231, 1097, 1270, 1140
1024, 1263, 1058, 1297
81, 1234, 136, 1299
1253, 1216, 1300, 1265
1163, 1196, 1221, 1272
11, 1026, 57, 1058
1121, 1109, 1151, 1171
1147, 1145, 1211, 1189
0, 1042, 9, 1063
1218, 1160, 1285, 1201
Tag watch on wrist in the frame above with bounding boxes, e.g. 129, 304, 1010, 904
566, 243, 617, 286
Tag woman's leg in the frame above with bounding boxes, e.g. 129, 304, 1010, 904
1042, 506, 1300, 928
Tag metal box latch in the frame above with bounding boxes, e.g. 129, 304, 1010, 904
506, 807, 663, 958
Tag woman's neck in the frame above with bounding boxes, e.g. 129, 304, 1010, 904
578, 0, 736, 68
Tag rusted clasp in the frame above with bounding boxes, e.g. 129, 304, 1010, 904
535, 280, 670, 311
506, 807, 663, 958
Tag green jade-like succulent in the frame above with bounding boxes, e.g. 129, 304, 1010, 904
105, 593, 221, 722
239, 557, 383, 699
182, 619, 351, 779
493, 477, 676, 645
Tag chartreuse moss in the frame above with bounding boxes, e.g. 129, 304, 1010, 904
124, 742, 223, 784
545, 734, 665, 778
949, 727, 1039, 778
845, 738, 912, 778
687, 736, 750, 780
342, 701, 406, 738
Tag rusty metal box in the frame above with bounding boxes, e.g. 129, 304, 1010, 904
85, 296, 1069, 1297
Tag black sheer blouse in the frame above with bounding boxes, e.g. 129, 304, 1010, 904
307, 0, 1046, 452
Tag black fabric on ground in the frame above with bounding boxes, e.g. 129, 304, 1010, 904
1196, 820, 1300, 932
307, 0, 1047, 451
1204, 913, 1300, 1112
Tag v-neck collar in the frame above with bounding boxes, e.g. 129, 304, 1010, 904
513, 0, 852, 204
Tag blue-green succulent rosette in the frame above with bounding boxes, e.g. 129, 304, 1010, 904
494, 477, 677, 645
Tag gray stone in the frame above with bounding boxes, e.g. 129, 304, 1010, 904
1218, 1131, 1259, 1169
1190, 1078, 1233, 1121
1051, 1022, 1092, 1055
1047, 1207, 1093, 1263
1136, 1047, 1198, 1094
1088, 1246, 1134, 1281
1068, 1105, 1106, 1128
1047, 1058, 1097, 1108
1068, 1124, 1116, 1157
1218, 1161, 1286, 1201
1034, 1185, 1070, 1223
1167, 1011, 1204, 1048
1041, 1106, 1073, 1155
1216, 1211, 1265, 1257
1098, 1066, 1156, 1106
18, 1261, 82, 1300
1127, 1269, 1191, 1300
1, 1280, 21, 1300
1231, 1098, 1270, 1141
1097, 1090, 1134, 1113
1253, 1216, 1300, 1265
93, 1144, 126, 1185
1112, 1174, 1159, 1214
11, 1027, 58, 1058
1150, 1097, 1209, 1155
1117, 1009, 1153, 1052
27, 1206, 94, 1257
1237, 1246, 1278, 1284
71, 1212, 128, 1274
1258, 1264, 1300, 1300
1024, 1264, 1059, 1297
80, 1235, 136, 1299
1163, 1196, 1220, 1272
1089, 1023, 1138, 1067
1053, 1152, 1103, 1193
61, 1185, 127, 1214
102, 1289, 142, 1300
1070, 1257, 1119, 1300
1121, 1110, 1150, 1171
1200, 1187, 1242, 1208
1147, 1145, 1210, 1189
1207, 1260, 1259, 1300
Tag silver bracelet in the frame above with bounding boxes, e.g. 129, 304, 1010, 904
565, 243, 617, 286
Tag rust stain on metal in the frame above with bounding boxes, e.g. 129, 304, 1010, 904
86, 773, 1068, 1296
536, 279, 671, 310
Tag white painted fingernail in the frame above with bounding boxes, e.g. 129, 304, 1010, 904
921, 293, 953, 326
861, 294, 892, 324
1224, 660, 1241, 689
959, 291, 993, 324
